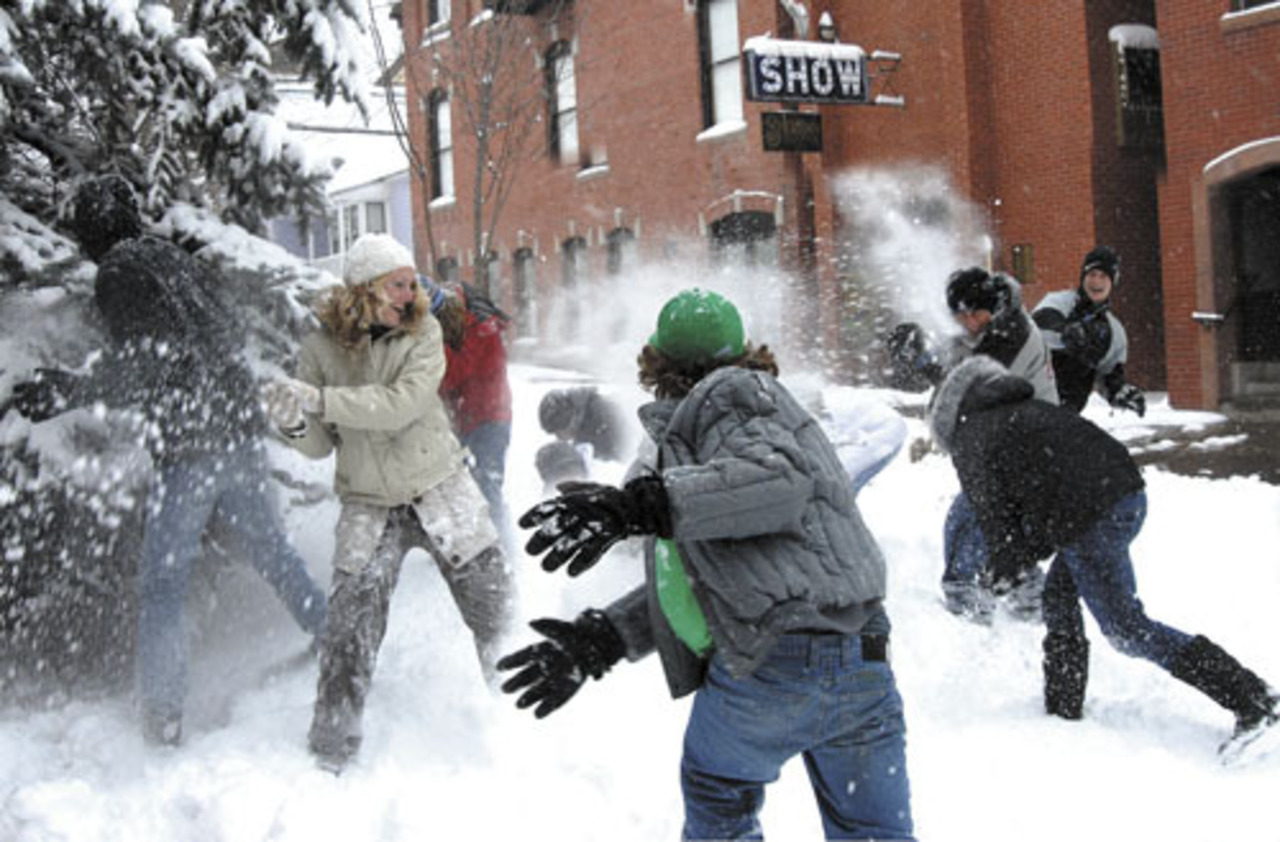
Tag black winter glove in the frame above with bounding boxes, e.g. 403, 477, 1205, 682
1060, 314, 1111, 367
5, 368, 80, 421
518, 475, 672, 577
496, 610, 626, 718
1109, 383, 1146, 417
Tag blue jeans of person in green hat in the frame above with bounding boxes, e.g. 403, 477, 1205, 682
679, 615, 914, 841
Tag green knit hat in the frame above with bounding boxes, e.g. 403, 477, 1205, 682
649, 288, 745, 362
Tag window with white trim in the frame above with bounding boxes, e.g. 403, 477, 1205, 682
428, 88, 455, 199
365, 201, 387, 235
546, 41, 579, 165
698, 0, 743, 128
429, 0, 451, 27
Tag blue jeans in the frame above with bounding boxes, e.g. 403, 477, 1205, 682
137, 445, 327, 720
941, 491, 986, 585
462, 421, 511, 533
681, 635, 915, 841
1042, 491, 1191, 669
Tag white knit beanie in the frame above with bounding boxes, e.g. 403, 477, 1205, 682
343, 233, 414, 288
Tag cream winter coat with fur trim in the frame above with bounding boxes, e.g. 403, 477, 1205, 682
285, 316, 466, 507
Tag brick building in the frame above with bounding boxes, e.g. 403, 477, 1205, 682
397, 0, 1280, 410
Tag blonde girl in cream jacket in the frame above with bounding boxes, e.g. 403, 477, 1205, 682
264, 234, 513, 771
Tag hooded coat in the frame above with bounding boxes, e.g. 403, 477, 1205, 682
603, 366, 888, 698
439, 290, 512, 437
927, 356, 1144, 585
73, 236, 264, 467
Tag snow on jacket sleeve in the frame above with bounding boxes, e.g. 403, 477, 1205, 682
321, 323, 447, 432
661, 369, 813, 542
286, 337, 338, 460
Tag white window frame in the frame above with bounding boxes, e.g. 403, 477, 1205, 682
429, 89, 455, 200
702, 0, 743, 127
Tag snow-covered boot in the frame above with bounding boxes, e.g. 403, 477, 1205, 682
1169, 635, 1279, 758
1043, 632, 1089, 720
1003, 566, 1045, 623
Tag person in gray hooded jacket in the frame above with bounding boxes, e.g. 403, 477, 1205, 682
498, 289, 915, 841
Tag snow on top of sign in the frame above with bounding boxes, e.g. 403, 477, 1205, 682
1108, 24, 1160, 50
742, 36, 866, 61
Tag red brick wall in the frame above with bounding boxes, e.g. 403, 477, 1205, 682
398, 2, 1279, 406
1156, 2, 1280, 408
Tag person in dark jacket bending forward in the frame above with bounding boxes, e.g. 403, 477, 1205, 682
928, 355, 1278, 762
499, 288, 915, 841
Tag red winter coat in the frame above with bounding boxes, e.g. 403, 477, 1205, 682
440, 305, 512, 436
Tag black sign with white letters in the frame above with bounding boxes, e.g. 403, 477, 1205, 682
743, 37, 869, 106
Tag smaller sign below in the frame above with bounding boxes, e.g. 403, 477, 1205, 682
762, 111, 823, 153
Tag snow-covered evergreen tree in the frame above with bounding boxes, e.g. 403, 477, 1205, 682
0, 0, 372, 241
0, 0, 374, 700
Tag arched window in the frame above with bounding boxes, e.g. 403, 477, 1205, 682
710, 211, 776, 269
436, 256, 460, 283
561, 236, 587, 334
545, 41, 579, 164
697, 0, 743, 128
427, 89, 454, 199
606, 227, 636, 276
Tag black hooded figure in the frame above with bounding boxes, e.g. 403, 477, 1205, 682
928, 355, 1277, 761
15, 175, 328, 746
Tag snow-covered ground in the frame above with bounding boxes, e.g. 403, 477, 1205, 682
1, 363, 1277, 842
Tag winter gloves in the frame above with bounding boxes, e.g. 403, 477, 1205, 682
496, 610, 627, 718
4, 368, 80, 421
519, 475, 672, 577
1109, 383, 1146, 417
498, 475, 672, 719
885, 322, 945, 389
261, 377, 323, 435
1060, 310, 1112, 368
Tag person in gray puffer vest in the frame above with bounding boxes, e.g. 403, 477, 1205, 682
929, 355, 1278, 763
1032, 244, 1146, 416
499, 288, 915, 841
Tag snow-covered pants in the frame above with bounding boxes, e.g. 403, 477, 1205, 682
680, 633, 916, 841
1042, 491, 1191, 669
309, 472, 513, 760
137, 445, 328, 722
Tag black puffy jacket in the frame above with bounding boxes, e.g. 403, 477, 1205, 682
929, 357, 1144, 585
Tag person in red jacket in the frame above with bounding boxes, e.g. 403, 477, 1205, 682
430, 279, 514, 536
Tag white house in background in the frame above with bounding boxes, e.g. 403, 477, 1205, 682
267, 81, 412, 276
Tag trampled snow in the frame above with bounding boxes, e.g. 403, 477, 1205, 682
1, 362, 1276, 842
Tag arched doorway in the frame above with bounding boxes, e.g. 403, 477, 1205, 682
1202, 149, 1280, 409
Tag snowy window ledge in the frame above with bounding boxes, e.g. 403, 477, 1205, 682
696, 119, 748, 144
428, 195, 456, 211
1221, 2, 1280, 35
421, 21, 451, 48
575, 163, 611, 182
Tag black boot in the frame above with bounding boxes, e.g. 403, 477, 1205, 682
1043, 632, 1089, 720
1170, 635, 1279, 741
